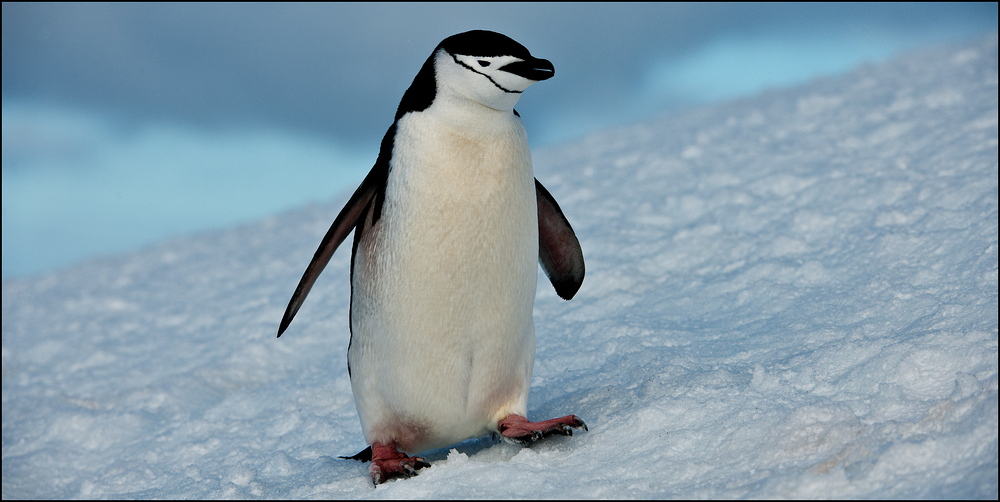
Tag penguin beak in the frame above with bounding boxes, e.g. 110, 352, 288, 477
499, 57, 555, 82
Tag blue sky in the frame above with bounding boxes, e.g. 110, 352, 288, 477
2, 2, 997, 278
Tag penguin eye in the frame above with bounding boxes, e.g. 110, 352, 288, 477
477, 60, 490, 67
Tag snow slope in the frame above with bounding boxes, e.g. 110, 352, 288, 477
3, 35, 997, 499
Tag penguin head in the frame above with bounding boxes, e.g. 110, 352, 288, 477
433, 30, 554, 112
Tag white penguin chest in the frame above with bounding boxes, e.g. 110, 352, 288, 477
350, 102, 540, 353
372, 107, 539, 315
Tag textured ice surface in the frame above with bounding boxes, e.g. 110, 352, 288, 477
3, 35, 997, 499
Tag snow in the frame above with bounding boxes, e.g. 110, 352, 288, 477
3, 35, 998, 499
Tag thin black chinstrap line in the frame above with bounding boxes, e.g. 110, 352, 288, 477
450, 53, 522, 94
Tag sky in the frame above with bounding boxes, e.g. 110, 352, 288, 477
2, 2, 998, 278
2, 34, 996, 498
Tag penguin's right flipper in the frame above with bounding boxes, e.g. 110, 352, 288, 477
277, 126, 395, 338
536, 179, 585, 300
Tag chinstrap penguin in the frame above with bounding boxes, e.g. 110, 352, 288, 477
277, 30, 587, 485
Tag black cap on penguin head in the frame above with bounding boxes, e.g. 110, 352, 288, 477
395, 30, 554, 121
440, 30, 554, 81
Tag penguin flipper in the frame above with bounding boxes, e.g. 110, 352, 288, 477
535, 179, 585, 300
278, 122, 397, 337
276, 164, 384, 337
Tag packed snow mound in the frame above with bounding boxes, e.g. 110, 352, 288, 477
3, 35, 997, 499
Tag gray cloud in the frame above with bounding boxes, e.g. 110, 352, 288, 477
5, 3, 996, 148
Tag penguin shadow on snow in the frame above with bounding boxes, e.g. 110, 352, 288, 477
388, 415, 591, 471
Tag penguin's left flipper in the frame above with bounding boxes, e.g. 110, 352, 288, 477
536, 179, 585, 300
496, 414, 588, 444
277, 152, 390, 337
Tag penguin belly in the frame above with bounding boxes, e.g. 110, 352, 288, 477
348, 108, 539, 454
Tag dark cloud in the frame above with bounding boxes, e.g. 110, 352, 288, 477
3, 3, 997, 147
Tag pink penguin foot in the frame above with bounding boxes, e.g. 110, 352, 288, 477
368, 441, 431, 485
496, 414, 588, 444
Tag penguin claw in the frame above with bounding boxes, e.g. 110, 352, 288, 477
369, 456, 429, 485
368, 442, 430, 485
497, 414, 588, 444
